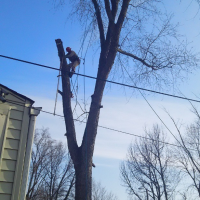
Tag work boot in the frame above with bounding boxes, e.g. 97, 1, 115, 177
58, 90, 63, 96
58, 90, 73, 98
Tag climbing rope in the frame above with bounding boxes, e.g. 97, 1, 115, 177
53, 57, 64, 115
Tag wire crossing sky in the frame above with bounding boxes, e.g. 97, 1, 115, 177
1, 0, 200, 199
4, 98, 187, 150
1, 54, 200, 103
1, 52, 198, 157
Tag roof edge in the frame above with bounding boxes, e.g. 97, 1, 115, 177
0, 84, 35, 104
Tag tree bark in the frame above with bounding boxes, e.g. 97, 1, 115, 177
55, 38, 115, 200
74, 148, 92, 200
55, 2, 130, 199
56, 39, 95, 200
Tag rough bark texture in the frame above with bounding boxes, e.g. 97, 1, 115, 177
55, 38, 110, 200
55, 1, 131, 199
55, 39, 94, 200
54, 0, 199, 199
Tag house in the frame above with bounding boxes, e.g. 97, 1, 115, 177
0, 84, 41, 200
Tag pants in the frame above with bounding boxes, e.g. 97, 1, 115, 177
69, 60, 80, 72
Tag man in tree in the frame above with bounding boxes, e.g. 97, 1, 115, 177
65, 47, 80, 78
55, 1, 198, 199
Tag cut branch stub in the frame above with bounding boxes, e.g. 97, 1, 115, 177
55, 39, 66, 62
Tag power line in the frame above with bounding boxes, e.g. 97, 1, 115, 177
121, 64, 181, 147
2, 103, 191, 170
4, 98, 191, 150
0, 54, 197, 150
5, 99, 198, 165
74, 72, 200, 103
0, 55, 59, 71
1, 54, 200, 103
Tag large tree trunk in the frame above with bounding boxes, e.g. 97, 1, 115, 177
55, 39, 98, 200
54, 0, 196, 198
55, 33, 122, 199
55, 39, 113, 200
55, 2, 129, 195
74, 148, 93, 200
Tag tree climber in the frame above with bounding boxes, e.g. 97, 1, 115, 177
57, 47, 80, 98
65, 47, 80, 78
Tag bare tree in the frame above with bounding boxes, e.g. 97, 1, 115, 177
26, 128, 75, 200
54, 1, 198, 199
120, 125, 180, 200
92, 180, 118, 200
172, 108, 200, 199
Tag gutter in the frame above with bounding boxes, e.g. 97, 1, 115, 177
20, 107, 42, 200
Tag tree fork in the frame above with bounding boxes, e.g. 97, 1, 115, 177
55, 36, 118, 200
55, 39, 94, 200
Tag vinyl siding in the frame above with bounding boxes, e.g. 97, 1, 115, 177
0, 86, 32, 200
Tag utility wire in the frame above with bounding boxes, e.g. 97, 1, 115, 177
74, 72, 200, 103
121, 64, 181, 146
4, 98, 195, 150
0, 55, 59, 71
1, 54, 200, 103
1, 54, 197, 151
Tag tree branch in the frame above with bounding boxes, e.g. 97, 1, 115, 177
63, 174, 75, 200
117, 48, 158, 70
91, 0, 105, 46
116, 0, 131, 31
104, 0, 113, 21
111, 0, 120, 19
55, 39, 79, 163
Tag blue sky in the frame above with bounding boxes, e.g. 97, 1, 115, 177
1, 0, 200, 199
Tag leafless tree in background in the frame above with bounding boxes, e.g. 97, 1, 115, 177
54, 0, 198, 199
26, 128, 75, 200
121, 125, 180, 200
92, 180, 118, 200
171, 108, 200, 199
